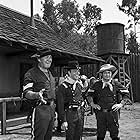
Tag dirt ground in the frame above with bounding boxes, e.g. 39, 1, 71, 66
0, 103, 140, 140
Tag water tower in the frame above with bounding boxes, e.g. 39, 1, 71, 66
96, 23, 133, 100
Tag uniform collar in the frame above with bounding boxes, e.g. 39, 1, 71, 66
38, 65, 49, 73
38, 65, 50, 80
64, 76, 83, 90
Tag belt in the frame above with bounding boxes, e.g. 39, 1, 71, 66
68, 105, 79, 111
69, 105, 79, 108
100, 109, 112, 112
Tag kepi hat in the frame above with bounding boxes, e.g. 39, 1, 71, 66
98, 64, 116, 73
66, 60, 81, 70
31, 49, 52, 58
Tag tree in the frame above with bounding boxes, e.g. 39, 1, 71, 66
117, 0, 140, 53
41, 0, 102, 54
82, 3, 102, 36
55, 0, 82, 37
42, 0, 102, 35
126, 31, 139, 53
118, 0, 140, 28
66, 32, 97, 54
42, 0, 60, 33
42, 0, 83, 36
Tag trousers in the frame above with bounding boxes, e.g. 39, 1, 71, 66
65, 108, 84, 140
95, 110, 119, 139
31, 104, 55, 140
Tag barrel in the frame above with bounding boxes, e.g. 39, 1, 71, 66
96, 23, 125, 55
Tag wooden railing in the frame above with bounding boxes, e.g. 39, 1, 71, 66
0, 97, 21, 135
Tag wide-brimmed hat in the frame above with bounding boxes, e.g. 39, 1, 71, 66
31, 49, 52, 58
98, 64, 116, 73
65, 60, 81, 70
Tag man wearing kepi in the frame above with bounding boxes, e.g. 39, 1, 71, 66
56, 61, 88, 140
23, 50, 56, 140
87, 64, 130, 140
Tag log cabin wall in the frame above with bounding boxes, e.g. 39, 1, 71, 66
0, 55, 20, 97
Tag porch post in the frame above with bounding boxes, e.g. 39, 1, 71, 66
1, 101, 6, 134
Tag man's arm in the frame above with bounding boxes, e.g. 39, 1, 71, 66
116, 81, 131, 105
56, 85, 66, 122
56, 84, 68, 131
23, 70, 40, 100
25, 91, 40, 99
87, 83, 101, 110
112, 80, 131, 111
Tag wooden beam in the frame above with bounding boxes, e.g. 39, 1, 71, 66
1, 101, 6, 135
0, 97, 20, 103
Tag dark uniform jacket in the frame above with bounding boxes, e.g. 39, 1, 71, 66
89, 79, 130, 110
56, 80, 84, 122
23, 66, 56, 105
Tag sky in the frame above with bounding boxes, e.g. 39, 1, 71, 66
0, 0, 140, 42
0, 0, 129, 24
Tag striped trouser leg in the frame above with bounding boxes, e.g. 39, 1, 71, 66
31, 105, 54, 140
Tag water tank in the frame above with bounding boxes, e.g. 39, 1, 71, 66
96, 23, 125, 55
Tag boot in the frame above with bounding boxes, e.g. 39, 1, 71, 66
97, 137, 104, 140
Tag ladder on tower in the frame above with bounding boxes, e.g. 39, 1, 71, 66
104, 54, 133, 102
118, 56, 126, 86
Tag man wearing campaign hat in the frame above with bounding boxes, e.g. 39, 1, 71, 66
22, 49, 56, 140
87, 64, 130, 140
56, 60, 88, 140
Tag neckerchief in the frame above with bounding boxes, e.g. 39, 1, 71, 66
102, 78, 113, 91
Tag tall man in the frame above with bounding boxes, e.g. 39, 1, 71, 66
87, 64, 130, 140
23, 50, 56, 140
56, 61, 88, 140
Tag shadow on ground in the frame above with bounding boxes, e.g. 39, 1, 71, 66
53, 127, 97, 137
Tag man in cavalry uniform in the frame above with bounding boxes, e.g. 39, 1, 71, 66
87, 64, 131, 140
56, 61, 88, 140
23, 50, 56, 140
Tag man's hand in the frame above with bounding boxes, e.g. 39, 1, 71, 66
112, 103, 123, 111
61, 122, 68, 131
90, 102, 101, 110
38, 89, 47, 104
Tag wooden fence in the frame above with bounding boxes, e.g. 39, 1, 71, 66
129, 54, 140, 102
0, 97, 26, 135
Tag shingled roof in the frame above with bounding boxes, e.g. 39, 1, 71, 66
0, 4, 104, 65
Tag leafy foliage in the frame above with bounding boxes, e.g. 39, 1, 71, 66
42, 0, 60, 33
41, 0, 102, 54
117, 0, 140, 53
82, 3, 102, 36
126, 31, 139, 53
66, 32, 97, 54
55, 0, 82, 36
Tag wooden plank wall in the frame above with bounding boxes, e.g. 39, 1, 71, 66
129, 54, 140, 102
80, 64, 99, 78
